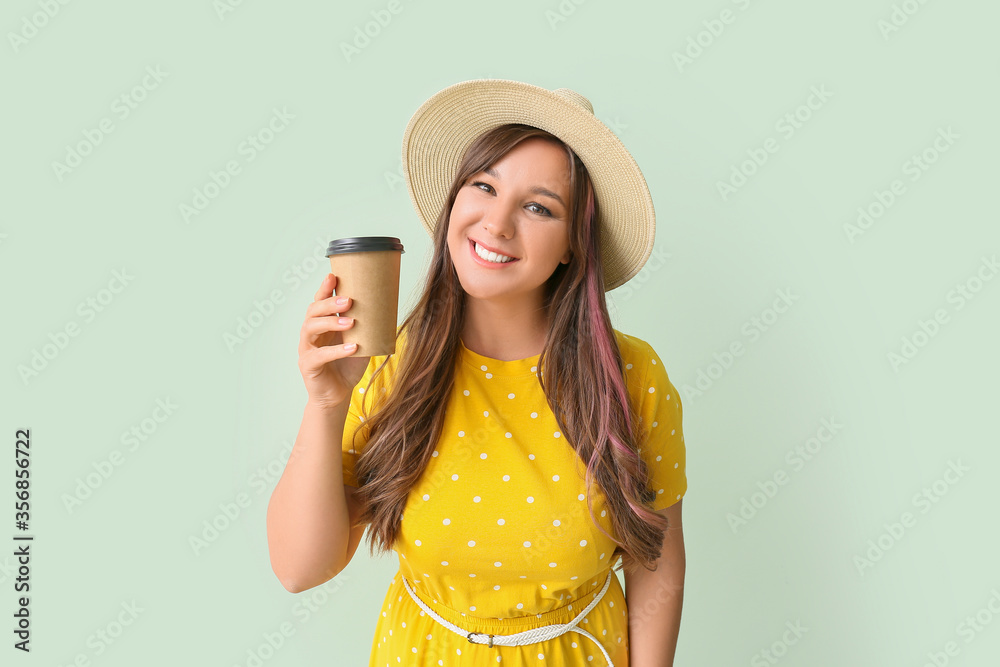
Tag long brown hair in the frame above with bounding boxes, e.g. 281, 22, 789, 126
349, 124, 670, 577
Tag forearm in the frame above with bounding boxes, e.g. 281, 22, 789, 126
266, 399, 351, 591
625, 544, 685, 666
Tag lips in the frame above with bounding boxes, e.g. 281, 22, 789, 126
468, 238, 520, 268
469, 237, 518, 260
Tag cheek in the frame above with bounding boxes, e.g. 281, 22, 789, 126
450, 193, 477, 221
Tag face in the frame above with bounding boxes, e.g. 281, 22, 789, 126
446, 137, 573, 306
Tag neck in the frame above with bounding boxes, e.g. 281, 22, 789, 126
461, 295, 549, 361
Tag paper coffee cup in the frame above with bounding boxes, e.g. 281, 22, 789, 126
325, 236, 405, 357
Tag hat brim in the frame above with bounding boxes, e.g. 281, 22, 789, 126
401, 79, 655, 292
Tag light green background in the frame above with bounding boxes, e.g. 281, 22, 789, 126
3, 0, 999, 665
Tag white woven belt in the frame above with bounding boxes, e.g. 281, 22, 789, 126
401, 570, 616, 667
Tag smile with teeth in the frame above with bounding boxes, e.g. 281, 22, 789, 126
472, 240, 517, 263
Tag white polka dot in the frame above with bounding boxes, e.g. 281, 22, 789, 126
652, 358, 657, 364
626, 363, 633, 369
463, 389, 470, 396
358, 387, 365, 394
508, 393, 515, 399
528, 454, 535, 460
552, 475, 559, 481
497, 518, 505, 525
572, 642, 578, 647
483, 410, 489, 417
530, 412, 538, 418
502, 474, 510, 481
441, 561, 449, 566
531, 366, 537, 372
600, 552, 605, 559
480, 453, 488, 459
538, 654, 544, 660
517, 603, 524, 609
549, 562, 557, 567
554, 431, 561, 438
432, 450, 439, 457
458, 430, 465, 437
655, 455, 662, 461
415, 540, 422, 546
422, 494, 430, 501
553, 519, 561, 526
665, 393, 670, 400
451, 474, 459, 481
505, 432, 513, 438
473, 496, 481, 503
658, 489, 664, 494
469, 573, 475, 577
674, 462, 679, 468
485, 372, 493, 379
677, 494, 681, 500
671, 429, 676, 435
443, 518, 451, 525
571, 576, 578, 580
578, 493, 585, 501
480, 365, 488, 371
470, 605, 476, 611
523, 541, 531, 547
601, 510, 606, 517
526, 496, 534, 503
494, 561, 502, 567
580, 539, 587, 546
468, 540, 476, 547
648, 387, 655, 393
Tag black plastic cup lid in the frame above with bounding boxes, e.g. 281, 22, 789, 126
326, 236, 405, 256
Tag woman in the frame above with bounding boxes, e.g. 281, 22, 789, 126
267, 79, 687, 666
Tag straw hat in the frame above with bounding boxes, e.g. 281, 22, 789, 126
401, 78, 655, 292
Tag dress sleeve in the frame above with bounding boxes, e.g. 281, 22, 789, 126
634, 342, 688, 511
342, 354, 383, 488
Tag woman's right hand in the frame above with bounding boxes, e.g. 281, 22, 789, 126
298, 273, 372, 411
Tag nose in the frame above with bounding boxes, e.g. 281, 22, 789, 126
481, 200, 516, 239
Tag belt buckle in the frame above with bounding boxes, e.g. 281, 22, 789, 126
467, 631, 495, 648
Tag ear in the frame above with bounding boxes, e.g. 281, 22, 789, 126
561, 250, 572, 264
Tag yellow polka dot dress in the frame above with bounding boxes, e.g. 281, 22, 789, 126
342, 329, 687, 666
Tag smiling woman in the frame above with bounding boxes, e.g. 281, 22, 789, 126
268, 79, 687, 667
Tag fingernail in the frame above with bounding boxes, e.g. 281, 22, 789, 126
336, 297, 348, 306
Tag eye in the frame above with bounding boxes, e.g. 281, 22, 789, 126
527, 203, 551, 216
470, 181, 552, 217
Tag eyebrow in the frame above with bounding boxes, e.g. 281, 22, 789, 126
483, 166, 565, 208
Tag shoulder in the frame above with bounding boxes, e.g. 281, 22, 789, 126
613, 328, 674, 396
612, 328, 659, 367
